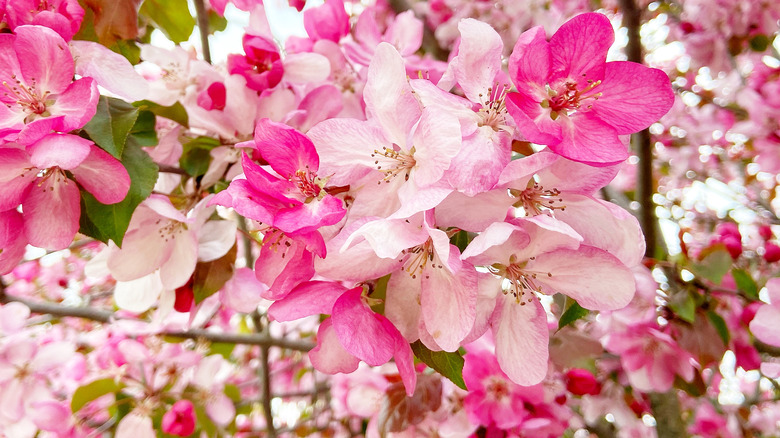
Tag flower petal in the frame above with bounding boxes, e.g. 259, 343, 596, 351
493, 295, 549, 386
548, 12, 613, 84
332, 287, 395, 366
15, 25, 74, 94
27, 133, 91, 170
23, 172, 80, 250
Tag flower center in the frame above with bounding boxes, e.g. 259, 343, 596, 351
2, 75, 49, 118
292, 167, 322, 199
399, 238, 443, 279
371, 146, 416, 184
477, 84, 511, 132
542, 79, 602, 120
485, 377, 511, 402
489, 258, 552, 305
509, 179, 566, 216
155, 219, 187, 242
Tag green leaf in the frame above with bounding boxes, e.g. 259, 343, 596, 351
193, 243, 237, 304
749, 34, 770, 52
82, 96, 140, 159
71, 378, 123, 413
128, 110, 157, 147
558, 300, 589, 330
208, 9, 228, 32
224, 384, 242, 403
180, 146, 212, 177
79, 137, 159, 246
410, 341, 466, 390
690, 248, 732, 285
133, 100, 189, 127
139, 0, 195, 43
669, 290, 696, 323
449, 230, 471, 253
707, 310, 731, 345
732, 268, 758, 299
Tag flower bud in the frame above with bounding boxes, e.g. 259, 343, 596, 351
565, 368, 601, 396
162, 400, 197, 436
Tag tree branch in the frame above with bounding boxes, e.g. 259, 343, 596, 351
193, 0, 212, 64
0, 283, 313, 352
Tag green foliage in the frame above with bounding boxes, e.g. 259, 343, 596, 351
139, 0, 196, 44
558, 300, 589, 330
732, 268, 758, 299
410, 341, 467, 390
79, 137, 159, 246
669, 290, 696, 323
133, 100, 189, 127
706, 310, 731, 345
449, 230, 471, 253
83, 96, 142, 159
71, 378, 124, 413
690, 247, 732, 285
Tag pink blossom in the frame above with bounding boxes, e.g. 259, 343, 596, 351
162, 400, 197, 436
0, 25, 98, 143
0, 135, 130, 250
303, 0, 350, 43
749, 278, 780, 347
228, 34, 284, 92
0, 210, 26, 275
3, 0, 84, 41
506, 13, 674, 166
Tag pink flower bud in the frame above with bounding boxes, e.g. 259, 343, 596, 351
719, 235, 743, 259
716, 222, 741, 240
759, 225, 773, 241
162, 400, 197, 436
764, 242, 780, 263
565, 368, 601, 396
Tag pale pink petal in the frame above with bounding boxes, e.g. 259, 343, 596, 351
114, 274, 164, 313
27, 133, 91, 170
0, 147, 32, 184
364, 43, 421, 149
385, 271, 422, 342
384, 10, 423, 56
750, 305, 780, 347
532, 245, 635, 310
71, 144, 131, 204
286, 85, 342, 132
69, 40, 150, 101
392, 182, 453, 219
308, 118, 388, 186
268, 281, 348, 321
461, 222, 529, 266
219, 268, 266, 313
309, 318, 360, 374
197, 220, 237, 262
0, 377, 25, 420
590, 61, 674, 134
14, 25, 74, 94
107, 222, 173, 282
554, 195, 645, 267
31, 401, 71, 431
446, 126, 511, 196
206, 392, 235, 427
509, 26, 550, 91
548, 13, 613, 83
493, 295, 549, 386
342, 216, 428, 259
434, 190, 510, 232
453, 18, 503, 102
0, 173, 34, 211
115, 412, 155, 438
0, 301, 30, 333
421, 257, 478, 352
159, 230, 199, 290
535, 151, 619, 194
767, 278, 780, 306
332, 287, 395, 366
23, 172, 80, 250
283, 52, 331, 84
412, 106, 461, 187
31, 341, 75, 371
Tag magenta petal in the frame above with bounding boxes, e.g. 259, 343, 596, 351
379, 316, 418, 396
493, 295, 549, 386
49, 77, 99, 132
268, 281, 348, 321
548, 12, 613, 83
0, 210, 27, 275
14, 25, 74, 94
505, 92, 562, 146
253, 118, 319, 177
548, 113, 627, 166
331, 287, 395, 366
273, 194, 346, 234
509, 26, 550, 89
589, 61, 675, 134
0, 174, 34, 211
254, 234, 314, 299
309, 318, 361, 374
27, 133, 91, 170
23, 172, 80, 250
70, 144, 130, 204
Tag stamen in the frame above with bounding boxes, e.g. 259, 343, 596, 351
510, 179, 566, 216
370, 146, 416, 184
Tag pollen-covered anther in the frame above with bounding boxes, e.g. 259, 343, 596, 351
291, 167, 322, 199
401, 238, 440, 279
490, 262, 551, 305
511, 179, 566, 216
477, 83, 512, 132
370, 146, 416, 184
3, 76, 49, 116
543, 79, 603, 119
